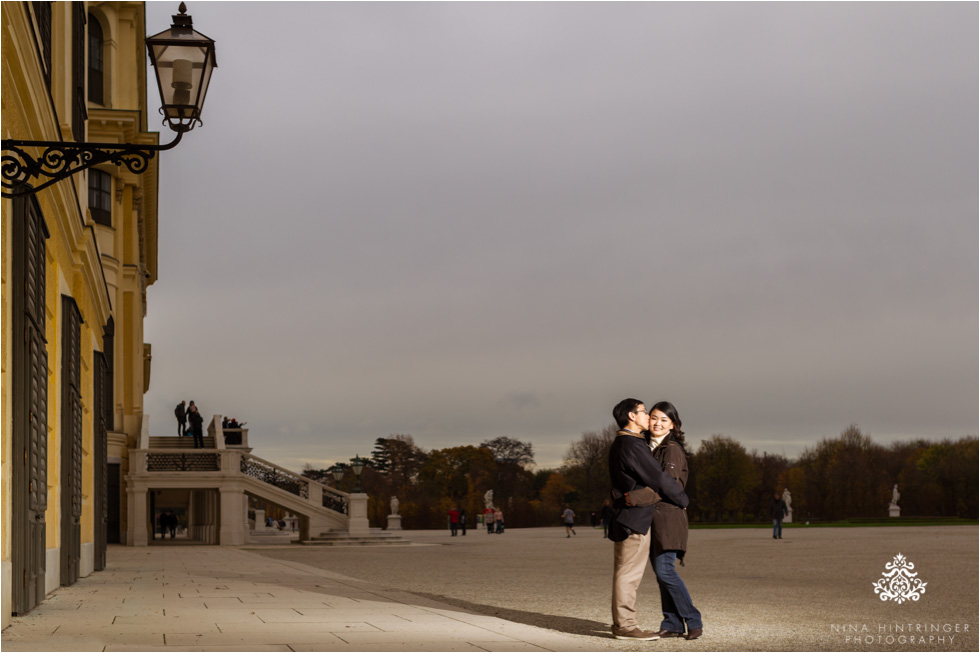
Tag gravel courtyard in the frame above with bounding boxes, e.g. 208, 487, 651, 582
252, 525, 978, 652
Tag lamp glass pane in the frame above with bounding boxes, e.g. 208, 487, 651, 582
147, 26, 215, 127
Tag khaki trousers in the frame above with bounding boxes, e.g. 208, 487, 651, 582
611, 528, 652, 629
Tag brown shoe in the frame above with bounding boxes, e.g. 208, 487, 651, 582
656, 629, 685, 638
685, 628, 703, 640
612, 627, 661, 641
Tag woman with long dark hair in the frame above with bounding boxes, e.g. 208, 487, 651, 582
647, 401, 702, 640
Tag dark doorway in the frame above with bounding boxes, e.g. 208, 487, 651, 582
93, 350, 108, 570
60, 296, 83, 586
107, 463, 121, 544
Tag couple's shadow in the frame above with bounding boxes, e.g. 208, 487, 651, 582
411, 591, 612, 638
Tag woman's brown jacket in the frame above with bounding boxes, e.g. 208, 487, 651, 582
651, 436, 689, 554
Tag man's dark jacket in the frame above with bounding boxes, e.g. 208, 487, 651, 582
608, 431, 688, 537
187, 409, 204, 435
770, 498, 788, 521
175, 403, 186, 421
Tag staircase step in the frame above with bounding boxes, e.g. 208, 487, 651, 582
314, 532, 401, 540
296, 538, 411, 547
148, 437, 217, 449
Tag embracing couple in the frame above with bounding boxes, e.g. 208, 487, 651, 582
608, 398, 702, 641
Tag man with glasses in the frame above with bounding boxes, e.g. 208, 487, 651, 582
608, 398, 689, 641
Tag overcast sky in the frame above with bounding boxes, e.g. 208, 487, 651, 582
142, 2, 978, 472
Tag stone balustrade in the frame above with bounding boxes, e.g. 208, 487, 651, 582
126, 442, 364, 546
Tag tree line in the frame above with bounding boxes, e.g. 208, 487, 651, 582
302, 427, 978, 529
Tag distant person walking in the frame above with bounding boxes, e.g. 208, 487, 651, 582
174, 400, 187, 436
449, 508, 459, 536
460, 509, 467, 536
562, 506, 577, 537
187, 402, 205, 448
770, 491, 788, 540
484, 507, 495, 534
601, 499, 613, 539
494, 508, 504, 534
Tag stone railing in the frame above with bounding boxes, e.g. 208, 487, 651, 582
147, 451, 220, 472
240, 454, 309, 498
200, 415, 251, 449
127, 418, 371, 545
133, 448, 238, 473
131, 448, 354, 517
132, 445, 351, 518
223, 428, 248, 447
322, 491, 348, 515
239, 453, 350, 515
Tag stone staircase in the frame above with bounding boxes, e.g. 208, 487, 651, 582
296, 528, 410, 547
149, 435, 217, 448
132, 425, 360, 545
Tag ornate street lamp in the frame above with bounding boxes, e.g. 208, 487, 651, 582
1, 3, 216, 198
350, 455, 369, 493
330, 464, 346, 485
145, 2, 217, 133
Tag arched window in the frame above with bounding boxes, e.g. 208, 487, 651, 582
88, 15, 104, 104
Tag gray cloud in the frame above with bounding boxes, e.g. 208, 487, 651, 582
144, 2, 977, 470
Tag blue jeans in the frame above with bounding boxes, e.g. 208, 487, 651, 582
773, 519, 783, 538
652, 550, 702, 633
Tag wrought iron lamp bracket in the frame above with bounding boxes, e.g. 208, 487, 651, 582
1, 130, 184, 198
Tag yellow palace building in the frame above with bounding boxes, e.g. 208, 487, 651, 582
2, 1, 160, 625
3, 2, 362, 627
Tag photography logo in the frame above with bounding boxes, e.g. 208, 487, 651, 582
872, 553, 927, 604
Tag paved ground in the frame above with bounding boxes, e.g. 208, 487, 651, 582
2, 525, 976, 652
1, 541, 595, 652
252, 525, 979, 652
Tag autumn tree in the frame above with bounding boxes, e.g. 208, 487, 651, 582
791, 425, 888, 519
917, 438, 979, 517
692, 435, 760, 521
540, 472, 576, 515
361, 435, 427, 527
561, 425, 618, 513
416, 445, 496, 527
749, 451, 791, 521
480, 436, 535, 466
479, 437, 537, 526
301, 463, 333, 485
371, 435, 425, 487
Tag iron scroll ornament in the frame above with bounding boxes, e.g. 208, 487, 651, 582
1, 130, 184, 199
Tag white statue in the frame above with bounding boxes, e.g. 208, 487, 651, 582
483, 489, 494, 510
782, 488, 792, 511
387, 496, 403, 530
888, 484, 901, 517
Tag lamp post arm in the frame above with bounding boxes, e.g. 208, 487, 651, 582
1, 130, 184, 198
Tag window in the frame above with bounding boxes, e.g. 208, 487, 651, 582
72, 4, 87, 141
32, 2, 52, 85
88, 15, 104, 104
89, 169, 112, 226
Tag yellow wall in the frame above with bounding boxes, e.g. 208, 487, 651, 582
2, 1, 158, 603
0, 2, 21, 566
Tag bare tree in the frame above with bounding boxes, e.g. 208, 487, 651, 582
561, 424, 618, 512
